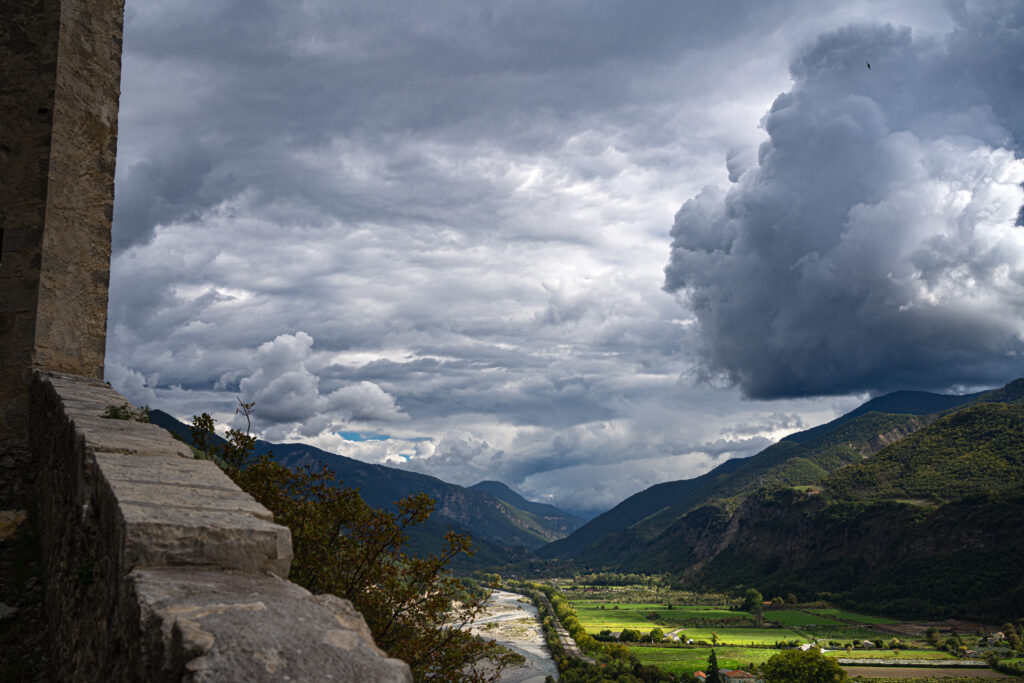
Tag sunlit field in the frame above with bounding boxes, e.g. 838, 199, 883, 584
764, 609, 845, 626
632, 647, 781, 676
805, 608, 900, 624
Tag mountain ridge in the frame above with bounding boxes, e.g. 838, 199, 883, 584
538, 386, 979, 561
148, 410, 577, 565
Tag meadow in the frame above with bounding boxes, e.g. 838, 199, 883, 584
806, 607, 900, 624
823, 650, 957, 660
551, 580, 1008, 680
573, 601, 750, 631
763, 609, 845, 626
632, 647, 781, 675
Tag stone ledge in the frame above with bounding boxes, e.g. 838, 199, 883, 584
131, 568, 411, 682
31, 370, 412, 680
35, 371, 291, 575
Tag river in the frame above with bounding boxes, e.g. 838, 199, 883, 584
468, 589, 560, 683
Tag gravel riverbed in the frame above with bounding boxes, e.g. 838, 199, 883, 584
468, 589, 559, 683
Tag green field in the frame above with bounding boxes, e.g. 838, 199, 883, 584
632, 647, 781, 675
765, 609, 845, 626
802, 625, 897, 642
574, 602, 751, 631
805, 608, 899, 624
669, 627, 805, 645
824, 649, 957, 660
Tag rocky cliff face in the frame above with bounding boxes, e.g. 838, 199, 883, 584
684, 488, 1024, 619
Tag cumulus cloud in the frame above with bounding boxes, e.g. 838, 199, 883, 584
665, 6, 1024, 399
107, 0, 981, 510
235, 332, 404, 439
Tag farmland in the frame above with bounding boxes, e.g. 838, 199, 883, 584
807, 607, 901, 624
631, 647, 781, 675
531, 578, 1015, 680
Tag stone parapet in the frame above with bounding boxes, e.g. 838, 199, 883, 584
31, 370, 411, 682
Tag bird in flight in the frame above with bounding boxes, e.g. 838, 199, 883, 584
866, 62, 871, 69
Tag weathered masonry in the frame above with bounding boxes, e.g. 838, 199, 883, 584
1, 2, 409, 680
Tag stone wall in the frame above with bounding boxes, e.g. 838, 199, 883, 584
31, 370, 411, 682
0, 0, 63, 506
1, 0, 121, 507
3, 3, 413, 679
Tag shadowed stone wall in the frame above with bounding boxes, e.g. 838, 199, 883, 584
32, 371, 410, 681
2, 2, 414, 679
1, 0, 120, 508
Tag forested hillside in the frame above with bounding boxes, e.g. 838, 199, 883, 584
537, 379, 1024, 619
540, 387, 969, 563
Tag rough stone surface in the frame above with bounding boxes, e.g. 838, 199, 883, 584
3, 1, 413, 679
128, 568, 411, 682
0, 509, 28, 541
33, 372, 293, 577
0, 0, 62, 508
0, 0, 122, 508
29, 371, 411, 681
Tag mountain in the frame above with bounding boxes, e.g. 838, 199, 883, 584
683, 398, 1024, 618
539, 387, 974, 561
536, 380, 1024, 619
536, 456, 750, 559
148, 410, 574, 565
468, 481, 584, 535
781, 389, 980, 444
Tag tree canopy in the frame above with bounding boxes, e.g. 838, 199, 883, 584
761, 648, 848, 683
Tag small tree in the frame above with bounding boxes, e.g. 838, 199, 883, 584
619, 628, 642, 642
761, 648, 848, 683
743, 588, 764, 622
706, 649, 720, 682
743, 588, 763, 612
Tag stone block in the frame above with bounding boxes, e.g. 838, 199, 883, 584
128, 568, 412, 682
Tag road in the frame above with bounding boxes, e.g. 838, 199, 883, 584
536, 593, 597, 665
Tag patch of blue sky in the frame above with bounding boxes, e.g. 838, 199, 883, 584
337, 431, 391, 442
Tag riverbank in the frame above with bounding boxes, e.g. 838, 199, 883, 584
469, 589, 559, 683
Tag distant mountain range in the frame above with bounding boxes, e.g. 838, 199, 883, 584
148, 410, 584, 567
537, 380, 1024, 619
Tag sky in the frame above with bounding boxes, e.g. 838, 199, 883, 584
106, 0, 1024, 515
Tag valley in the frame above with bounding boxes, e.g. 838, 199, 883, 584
500, 576, 1020, 681
150, 377, 1024, 681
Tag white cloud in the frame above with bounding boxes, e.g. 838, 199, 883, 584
106, 0, 1000, 511
666, 12, 1024, 399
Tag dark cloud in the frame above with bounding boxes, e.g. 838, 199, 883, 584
665, 7, 1024, 399
108, 0, 967, 508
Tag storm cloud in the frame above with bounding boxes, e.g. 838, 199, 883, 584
666, 5, 1024, 399
107, 1, 995, 510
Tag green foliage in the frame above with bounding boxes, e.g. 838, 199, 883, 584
620, 628, 642, 643
743, 588, 763, 612
101, 402, 149, 422
190, 407, 510, 682
827, 403, 1024, 502
706, 649, 720, 681
553, 657, 675, 682
761, 648, 848, 683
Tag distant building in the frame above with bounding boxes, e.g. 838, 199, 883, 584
719, 670, 756, 682
693, 671, 707, 682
